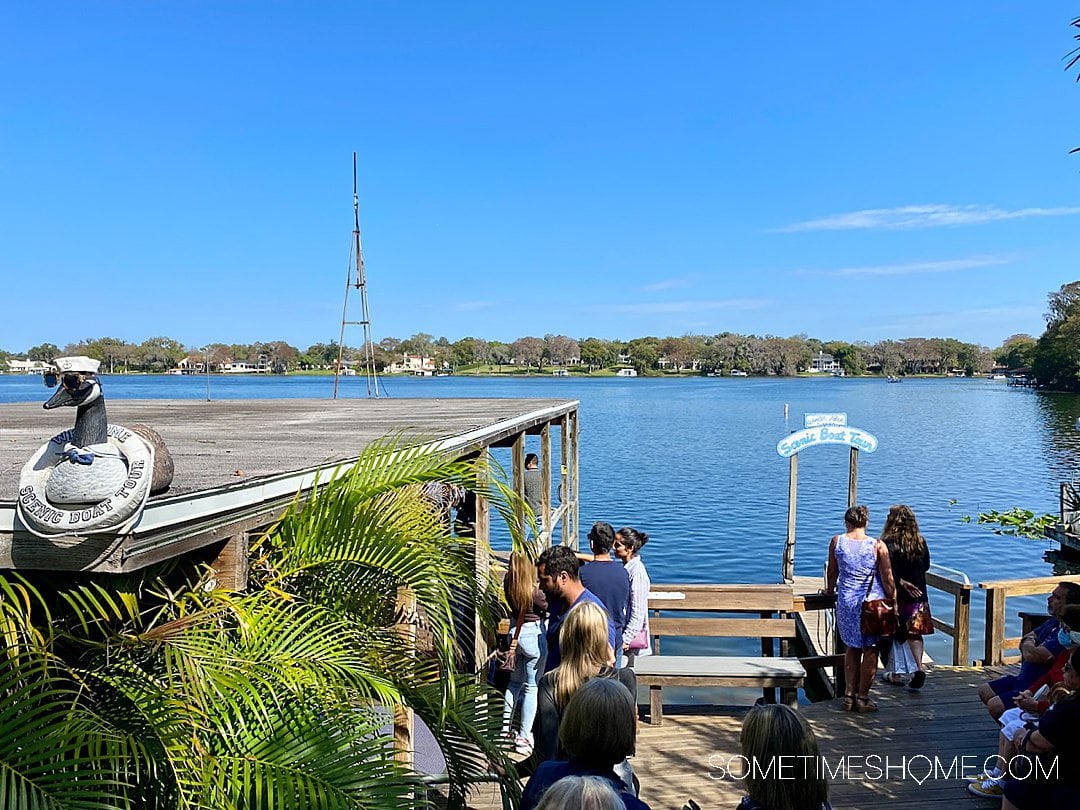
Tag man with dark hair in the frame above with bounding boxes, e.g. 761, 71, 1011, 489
579, 522, 631, 666
537, 544, 617, 672
979, 581, 1080, 718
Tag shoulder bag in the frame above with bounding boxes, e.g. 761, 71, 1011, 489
859, 567, 897, 637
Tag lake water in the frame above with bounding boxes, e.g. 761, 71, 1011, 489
4, 372, 1079, 666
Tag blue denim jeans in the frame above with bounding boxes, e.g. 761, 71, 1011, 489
502, 620, 547, 740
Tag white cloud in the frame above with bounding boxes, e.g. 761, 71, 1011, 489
805, 255, 1011, 278
639, 277, 693, 293
447, 300, 497, 312
589, 298, 771, 314
777, 204, 1080, 232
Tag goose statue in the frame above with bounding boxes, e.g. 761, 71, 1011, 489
16, 356, 174, 537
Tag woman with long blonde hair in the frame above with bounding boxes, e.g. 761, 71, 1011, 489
879, 504, 933, 689
533, 601, 637, 766
502, 551, 549, 756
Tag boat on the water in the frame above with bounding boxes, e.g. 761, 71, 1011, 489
887, 375, 902, 383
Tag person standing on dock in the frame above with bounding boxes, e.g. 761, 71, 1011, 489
826, 504, 897, 713
538, 544, 617, 673
613, 527, 652, 666
524, 453, 544, 526
878, 505, 933, 690
579, 522, 630, 667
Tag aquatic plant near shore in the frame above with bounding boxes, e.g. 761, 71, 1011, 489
960, 507, 1058, 539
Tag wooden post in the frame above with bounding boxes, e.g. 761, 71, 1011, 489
570, 409, 580, 550
954, 588, 971, 666
512, 433, 526, 539
565, 414, 574, 548
782, 453, 798, 582
209, 533, 249, 592
474, 450, 492, 671
984, 586, 1006, 665
847, 448, 858, 508
541, 422, 552, 546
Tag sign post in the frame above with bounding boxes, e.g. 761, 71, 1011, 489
776, 413, 878, 582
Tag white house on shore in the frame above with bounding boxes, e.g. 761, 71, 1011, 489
388, 354, 436, 376
809, 352, 841, 374
6, 359, 53, 374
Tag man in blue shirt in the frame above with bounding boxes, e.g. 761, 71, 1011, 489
579, 521, 631, 666
537, 544, 617, 672
979, 581, 1080, 719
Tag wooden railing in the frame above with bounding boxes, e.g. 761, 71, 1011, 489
925, 570, 973, 666
979, 575, 1080, 665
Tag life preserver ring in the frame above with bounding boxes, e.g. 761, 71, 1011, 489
16, 424, 155, 538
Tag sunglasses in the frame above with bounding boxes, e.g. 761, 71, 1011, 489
43, 371, 89, 390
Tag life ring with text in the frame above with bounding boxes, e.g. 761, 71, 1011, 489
16, 425, 155, 539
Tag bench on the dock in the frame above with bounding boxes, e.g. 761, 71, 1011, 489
633, 584, 805, 725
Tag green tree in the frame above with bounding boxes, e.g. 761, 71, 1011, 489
626, 337, 660, 374
1033, 282, 1080, 391
994, 334, 1037, 370
823, 341, 864, 375
26, 342, 60, 362
139, 336, 186, 372
578, 337, 616, 371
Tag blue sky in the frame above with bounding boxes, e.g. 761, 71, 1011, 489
2, 2, 1079, 351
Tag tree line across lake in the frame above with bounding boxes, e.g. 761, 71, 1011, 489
4, 282, 1079, 386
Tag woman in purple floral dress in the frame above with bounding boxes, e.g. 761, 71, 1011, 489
826, 505, 897, 713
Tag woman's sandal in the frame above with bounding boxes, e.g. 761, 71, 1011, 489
909, 671, 926, 690
842, 693, 856, 711
879, 673, 905, 686
855, 696, 879, 713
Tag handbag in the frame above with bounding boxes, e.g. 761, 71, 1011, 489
495, 605, 527, 673
628, 622, 649, 651
859, 571, 898, 637
905, 600, 935, 636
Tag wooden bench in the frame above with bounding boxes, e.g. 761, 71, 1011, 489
632, 583, 806, 725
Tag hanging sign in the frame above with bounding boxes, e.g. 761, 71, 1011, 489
804, 412, 847, 428
776, 425, 878, 458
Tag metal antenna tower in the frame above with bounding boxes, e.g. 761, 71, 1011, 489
334, 152, 381, 398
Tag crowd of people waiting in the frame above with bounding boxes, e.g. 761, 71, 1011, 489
496, 500, 1079, 809
499, 520, 832, 809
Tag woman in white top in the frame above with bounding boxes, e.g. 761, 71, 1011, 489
614, 527, 652, 664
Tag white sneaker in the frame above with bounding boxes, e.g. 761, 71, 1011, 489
964, 767, 1001, 783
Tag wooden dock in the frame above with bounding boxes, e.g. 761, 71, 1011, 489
0, 397, 579, 573
463, 665, 1009, 809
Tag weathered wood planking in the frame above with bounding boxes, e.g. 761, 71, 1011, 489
0, 398, 577, 500
0, 397, 578, 573
648, 617, 796, 638
649, 583, 794, 612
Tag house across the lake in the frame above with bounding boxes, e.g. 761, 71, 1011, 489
808, 352, 841, 374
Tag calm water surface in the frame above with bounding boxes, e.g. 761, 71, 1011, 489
4, 372, 1080, 664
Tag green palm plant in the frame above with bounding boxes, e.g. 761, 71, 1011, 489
0, 436, 526, 808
